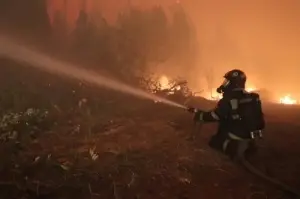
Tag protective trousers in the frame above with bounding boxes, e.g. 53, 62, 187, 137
209, 132, 255, 160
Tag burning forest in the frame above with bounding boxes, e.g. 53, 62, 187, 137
0, 0, 299, 199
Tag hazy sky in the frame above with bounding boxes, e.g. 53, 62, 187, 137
47, 0, 300, 98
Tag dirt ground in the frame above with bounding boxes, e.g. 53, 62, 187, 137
0, 94, 300, 199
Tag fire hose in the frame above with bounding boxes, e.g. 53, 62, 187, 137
185, 107, 300, 198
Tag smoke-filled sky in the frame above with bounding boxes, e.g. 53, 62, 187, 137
46, 0, 174, 26
47, 0, 300, 99
184, 0, 300, 97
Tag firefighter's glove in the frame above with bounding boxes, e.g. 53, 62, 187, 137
187, 106, 196, 113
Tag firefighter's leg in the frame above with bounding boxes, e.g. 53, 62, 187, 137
222, 134, 251, 161
235, 140, 250, 161
222, 138, 238, 160
208, 132, 228, 152
243, 140, 257, 159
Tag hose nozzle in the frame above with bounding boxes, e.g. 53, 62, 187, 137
186, 106, 197, 113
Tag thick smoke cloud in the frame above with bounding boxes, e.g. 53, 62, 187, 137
183, 0, 300, 98
47, 0, 300, 99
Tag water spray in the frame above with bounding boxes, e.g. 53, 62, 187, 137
0, 36, 187, 110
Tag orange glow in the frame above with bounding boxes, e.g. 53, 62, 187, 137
246, 87, 256, 92
44, 1, 300, 103
279, 95, 297, 105
159, 75, 170, 90
158, 75, 181, 91
205, 90, 222, 101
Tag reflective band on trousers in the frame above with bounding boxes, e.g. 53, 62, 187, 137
228, 133, 243, 140
199, 112, 203, 121
229, 133, 252, 141
222, 139, 230, 151
222, 133, 251, 152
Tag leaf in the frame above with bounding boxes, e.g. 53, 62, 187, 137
60, 164, 69, 171
89, 147, 99, 161
34, 156, 40, 163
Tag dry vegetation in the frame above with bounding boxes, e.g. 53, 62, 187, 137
0, 60, 299, 199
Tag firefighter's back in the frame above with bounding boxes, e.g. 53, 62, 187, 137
224, 89, 265, 139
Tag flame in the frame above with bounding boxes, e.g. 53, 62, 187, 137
246, 87, 256, 92
158, 75, 181, 90
279, 95, 297, 105
153, 75, 182, 103
207, 90, 222, 100
159, 75, 170, 90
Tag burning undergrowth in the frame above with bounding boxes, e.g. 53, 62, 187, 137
139, 74, 198, 105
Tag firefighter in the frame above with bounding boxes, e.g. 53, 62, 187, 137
188, 69, 265, 160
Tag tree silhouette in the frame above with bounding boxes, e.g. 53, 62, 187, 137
146, 6, 170, 63
168, 4, 198, 78
71, 9, 116, 71
116, 9, 148, 76
170, 5, 192, 61
71, 10, 94, 60
116, 7, 172, 79
52, 10, 67, 43
73, 10, 89, 44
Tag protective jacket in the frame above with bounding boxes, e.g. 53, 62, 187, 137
194, 88, 265, 154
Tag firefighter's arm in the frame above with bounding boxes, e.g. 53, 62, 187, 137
193, 98, 230, 122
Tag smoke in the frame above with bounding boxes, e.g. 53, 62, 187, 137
45, 0, 300, 99
181, 0, 300, 99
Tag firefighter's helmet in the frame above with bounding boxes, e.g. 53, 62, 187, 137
217, 69, 247, 93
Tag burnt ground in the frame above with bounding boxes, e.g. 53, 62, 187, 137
0, 62, 300, 199
0, 99, 299, 199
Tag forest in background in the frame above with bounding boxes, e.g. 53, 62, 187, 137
0, 0, 199, 85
